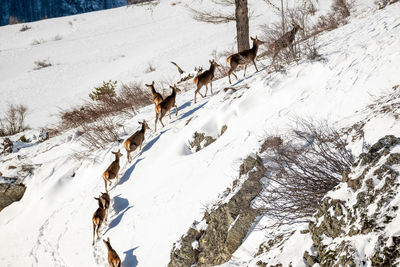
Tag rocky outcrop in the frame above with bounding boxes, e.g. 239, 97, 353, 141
306, 135, 400, 266
1, 138, 13, 154
189, 126, 227, 152
168, 155, 266, 267
0, 178, 26, 212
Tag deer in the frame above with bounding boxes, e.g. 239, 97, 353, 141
97, 192, 110, 221
123, 120, 150, 163
154, 85, 181, 131
271, 23, 303, 64
92, 196, 107, 245
226, 36, 265, 84
193, 59, 220, 104
145, 81, 163, 107
102, 150, 123, 192
103, 237, 121, 267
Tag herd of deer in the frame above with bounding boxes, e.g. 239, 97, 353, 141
90, 23, 301, 267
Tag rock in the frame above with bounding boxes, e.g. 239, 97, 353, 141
0, 181, 26, 212
168, 155, 266, 267
307, 135, 400, 265
189, 132, 216, 152
1, 138, 13, 154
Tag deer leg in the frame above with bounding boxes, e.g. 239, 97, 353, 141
175, 105, 178, 116
204, 84, 208, 97
96, 224, 100, 240
194, 91, 197, 104
228, 64, 238, 84
210, 82, 213, 94
155, 113, 159, 131
253, 60, 259, 72
104, 178, 108, 193
160, 111, 165, 127
92, 223, 96, 245
169, 109, 171, 119
243, 64, 247, 77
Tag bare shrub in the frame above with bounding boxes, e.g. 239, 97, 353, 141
9, 16, 22, 25
59, 82, 152, 131
20, 25, 31, 32
80, 117, 122, 150
145, 62, 156, 73
312, 0, 353, 35
33, 59, 52, 70
256, 119, 354, 225
0, 104, 29, 136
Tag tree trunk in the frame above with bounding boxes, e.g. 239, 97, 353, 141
235, 0, 249, 52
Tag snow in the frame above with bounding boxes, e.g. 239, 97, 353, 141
0, 0, 400, 266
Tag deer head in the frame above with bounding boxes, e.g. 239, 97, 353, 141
139, 120, 150, 131
250, 36, 265, 47
112, 150, 123, 159
169, 84, 181, 93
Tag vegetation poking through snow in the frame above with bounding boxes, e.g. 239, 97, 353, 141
256, 120, 354, 225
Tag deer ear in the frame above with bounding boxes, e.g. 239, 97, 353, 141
250, 37, 255, 41
152, 81, 155, 85
94, 197, 99, 200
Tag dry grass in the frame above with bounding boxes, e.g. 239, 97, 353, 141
59, 82, 152, 131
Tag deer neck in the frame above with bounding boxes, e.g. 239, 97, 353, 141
150, 86, 157, 96
105, 243, 112, 251
114, 156, 120, 164
170, 88, 177, 99
292, 27, 298, 36
251, 42, 259, 55
141, 124, 146, 134
209, 64, 216, 74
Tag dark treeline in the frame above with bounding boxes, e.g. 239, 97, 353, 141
0, 0, 128, 26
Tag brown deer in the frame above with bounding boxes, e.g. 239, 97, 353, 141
123, 120, 150, 163
103, 237, 121, 267
145, 81, 163, 107
154, 85, 181, 131
227, 36, 265, 84
193, 60, 220, 104
98, 192, 110, 221
102, 150, 123, 192
271, 23, 303, 64
92, 196, 107, 245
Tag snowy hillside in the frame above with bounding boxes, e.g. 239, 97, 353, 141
0, 0, 272, 128
1, 0, 400, 267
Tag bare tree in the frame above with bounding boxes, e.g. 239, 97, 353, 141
235, 0, 250, 50
0, 104, 29, 136
188, 0, 250, 51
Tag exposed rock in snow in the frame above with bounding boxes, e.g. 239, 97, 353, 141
168, 155, 266, 266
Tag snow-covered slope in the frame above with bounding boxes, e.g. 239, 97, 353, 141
1, 0, 400, 267
0, 0, 273, 128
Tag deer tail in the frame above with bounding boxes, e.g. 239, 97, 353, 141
226, 55, 232, 64
193, 77, 198, 85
